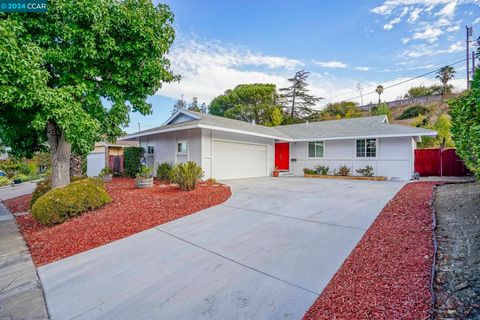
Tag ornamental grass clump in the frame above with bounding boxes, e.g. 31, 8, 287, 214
315, 165, 329, 175
356, 165, 374, 177
170, 161, 204, 191
334, 165, 351, 176
156, 162, 173, 181
31, 178, 111, 226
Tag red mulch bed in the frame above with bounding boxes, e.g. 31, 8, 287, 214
3, 178, 231, 266
303, 182, 439, 320
4, 194, 32, 213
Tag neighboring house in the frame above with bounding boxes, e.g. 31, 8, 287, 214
87, 141, 139, 177
121, 110, 437, 181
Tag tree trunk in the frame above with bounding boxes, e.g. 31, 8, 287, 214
47, 120, 71, 188
70, 154, 84, 178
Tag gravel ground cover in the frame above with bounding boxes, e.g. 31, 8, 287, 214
433, 182, 480, 319
3, 178, 231, 266
303, 182, 438, 320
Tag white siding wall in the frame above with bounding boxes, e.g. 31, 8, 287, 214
290, 136, 414, 181
201, 129, 275, 179
138, 128, 202, 175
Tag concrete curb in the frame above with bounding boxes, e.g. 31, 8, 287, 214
0, 203, 50, 320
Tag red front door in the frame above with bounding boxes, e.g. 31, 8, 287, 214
275, 142, 289, 171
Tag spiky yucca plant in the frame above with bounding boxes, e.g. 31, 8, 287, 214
170, 161, 204, 191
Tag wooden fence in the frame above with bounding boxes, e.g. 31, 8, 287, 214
414, 148, 470, 177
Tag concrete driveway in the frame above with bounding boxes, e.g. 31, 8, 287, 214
38, 177, 405, 320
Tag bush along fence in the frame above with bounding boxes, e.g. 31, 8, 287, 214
303, 165, 387, 181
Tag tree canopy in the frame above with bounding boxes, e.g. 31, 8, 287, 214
310, 101, 361, 121
0, 0, 178, 187
449, 68, 480, 177
279, 70, 322, 120
405, 85, 448, 98
209, 84, 283, 126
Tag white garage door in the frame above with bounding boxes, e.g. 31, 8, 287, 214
212, 140, 267, 180
87, 153, 105, 177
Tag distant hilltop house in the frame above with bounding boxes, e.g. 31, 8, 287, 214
359, 94, 444, 111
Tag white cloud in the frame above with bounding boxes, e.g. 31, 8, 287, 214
435, 0, 458, 18
372, 0, 479, 46
446, 25, 460, 32
384, 17, 402, 30
408, 8, 423, 23
354, 66, 371, 71
402, 41, 463, 58
473, 17, 480, 24
156, 37, 302, 102
412, 26, 444, 42
312, 60, 347, 68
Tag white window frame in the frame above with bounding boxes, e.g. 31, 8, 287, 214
177, 140, 188, 155
355, 138, 377, 158
307, 141, 325, 158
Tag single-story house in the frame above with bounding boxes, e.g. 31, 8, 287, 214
87, 140, 139, 177
120, 109, 437, 181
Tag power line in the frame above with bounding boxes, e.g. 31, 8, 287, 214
338, 57, 468, 103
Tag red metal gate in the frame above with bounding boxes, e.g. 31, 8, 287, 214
414, 148, 469, 177
108, 155, 124, 174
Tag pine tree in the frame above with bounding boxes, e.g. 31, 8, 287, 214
279, 70, 322, 120
171, 95, 187, 114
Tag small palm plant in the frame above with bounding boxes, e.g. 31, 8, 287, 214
170, 161, 204, 191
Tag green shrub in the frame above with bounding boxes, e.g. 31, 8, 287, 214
32, 178, 111, 226
124, 147, 144, 177
71, 175, 87, 182
156, 162, 173, 181
136, 165, 152, 178
449, 79, 480, 178
99, 167, 113, 177
0, 176, 12, 187
303, 168, 316, 175
334, 165, 351, 176
12, 173, 28, 181
356, 165, 374, 177
314, 165, 329, 175
27, 162, 38, 175
397, 105, 428, 120
30, 178, 52, 207
170, 161, 204, 191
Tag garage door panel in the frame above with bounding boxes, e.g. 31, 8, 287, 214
213, 140, 267, 180
87, 153, 105, 177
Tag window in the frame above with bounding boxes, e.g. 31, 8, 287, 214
177, 141, 188, 154
308, 141, 324, 158
147, 146, 154, 154
356, 138, 376, 157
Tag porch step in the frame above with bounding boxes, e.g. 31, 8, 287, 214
279, 172, 293, 176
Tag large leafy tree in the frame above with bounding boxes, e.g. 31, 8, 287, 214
0, 0, 177, 188
449, 68, 480, 178
436, 65, 455, 94
310, 101, 361, 121
279, 70, 322, 120
209, 84, 283, 126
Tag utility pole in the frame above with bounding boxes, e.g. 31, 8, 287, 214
466, 26, 473, 89
356, 82, 364, 106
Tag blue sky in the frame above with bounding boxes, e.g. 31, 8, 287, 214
126, 0, 480, 133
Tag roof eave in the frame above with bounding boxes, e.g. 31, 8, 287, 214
291, 131, 437, 142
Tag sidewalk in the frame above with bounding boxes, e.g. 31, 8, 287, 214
0, 181, 37, 201
0, 202, 49, 320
